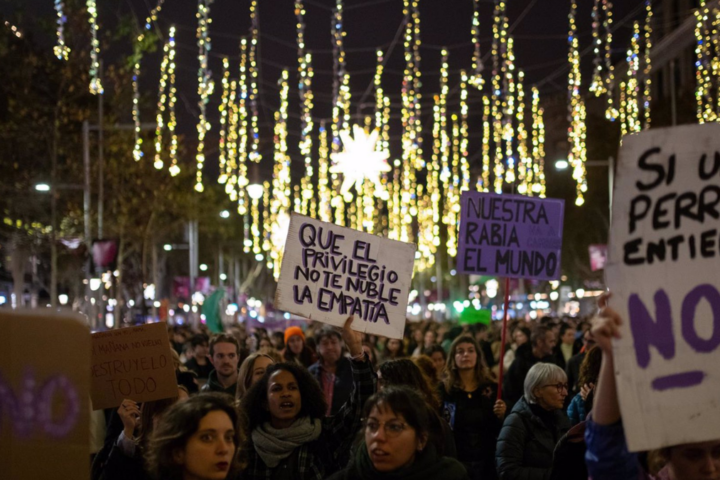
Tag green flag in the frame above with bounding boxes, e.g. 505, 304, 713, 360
202, 289, 226, 334
459, 308, 491, 325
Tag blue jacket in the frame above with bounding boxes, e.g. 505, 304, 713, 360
567, 393, 586, 426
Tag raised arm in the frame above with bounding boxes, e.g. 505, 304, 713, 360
584, 293, 641, 480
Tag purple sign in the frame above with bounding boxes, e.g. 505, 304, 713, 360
457, 192, 565, 281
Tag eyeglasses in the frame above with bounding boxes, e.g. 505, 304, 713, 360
542, 383, 569, 393
365, 420, 407, 438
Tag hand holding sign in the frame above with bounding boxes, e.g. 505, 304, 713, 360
341, 315, 363, 357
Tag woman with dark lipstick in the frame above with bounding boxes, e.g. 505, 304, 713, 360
145, 393, 243, 480
239, 316, 376, 479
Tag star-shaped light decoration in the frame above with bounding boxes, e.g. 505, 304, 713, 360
330, 125, 391, 200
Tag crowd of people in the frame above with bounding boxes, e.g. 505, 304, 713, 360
89, 299, 720, 480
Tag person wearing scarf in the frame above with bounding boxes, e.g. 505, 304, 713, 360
328, 386, 469, 480
240, 316, 376, 480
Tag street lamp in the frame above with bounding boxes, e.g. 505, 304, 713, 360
199, 263, 208, 271
247, 184, 264, 200
554, 160, 569, 170
220, 210, 230, 219
35, 183, 51, 192
163, 244, 172, 252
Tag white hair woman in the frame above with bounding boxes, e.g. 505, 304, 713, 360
496, 363, 571, 479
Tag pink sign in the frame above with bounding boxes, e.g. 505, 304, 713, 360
589, 244, 608, 271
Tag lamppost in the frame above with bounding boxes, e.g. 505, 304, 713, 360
554, 158, 614, 218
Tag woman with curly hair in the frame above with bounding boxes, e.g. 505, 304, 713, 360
327, 386, 469, 480
240, 316, 376, 479
566, 345, 602, 426
145, 392, 243, 480
440, 335, 506, 480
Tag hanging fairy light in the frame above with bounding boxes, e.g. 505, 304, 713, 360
516, 70, 531, 194
248, 0, 262, 162
694, 0, 717, 123
54, 1, 70, 60
503, 37, 517, 184
480, 95, 491, 191
469, 0, 484, 89
296, 1, 315, 216
237, 37, 250, 214
132, 0, 166, 162
317, 122, 332, 222
642, 0, 653, 129
153, 33, 171, 170
460, 71, 470, 192
4, 21, 22, 38
490, 0, 508, 193
444, 114, 460, 258
195, 0, 214, 192
331, 0, 350, 224
167, 27, 179, 176
218, 58, 231, 183
438, 49, 450, 190
567, 0, 587, 206
226, 80, 240, 199
269, 70, 291, 279
86, 0, 103, 94
531, 86, 546, 197
622, 22, 642, 135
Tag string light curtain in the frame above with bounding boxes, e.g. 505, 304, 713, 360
589, 0, 616, 120
269, 71, 291, 279
531, 86, 546, 197
153, 26, 178, 174
642, 0, 652, 129
567, 0, 587, 206
296, 1, 316, 216
331, 0, 350, 225
87, 0, 103, 94
132, 0, 165, 162
248, 0, 262, 162
236, 37, 250, 215
54, 0, 70, 60
694, 0, 720, 122
469, 0, 484, 89
195, 0, 214, 192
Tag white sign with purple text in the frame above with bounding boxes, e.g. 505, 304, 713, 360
275, 213, 416, 339
606, 123, 720, 452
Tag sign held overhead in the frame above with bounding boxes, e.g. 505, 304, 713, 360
275, 213, 416, 339
457, 191, 565, 281
606, 123, 720, 452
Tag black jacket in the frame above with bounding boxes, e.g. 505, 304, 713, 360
308, 356, 354, 416
502, 344, 555, 411
201, 369, 237, 397
496, 397, 570, 480
565, 351, 585, 398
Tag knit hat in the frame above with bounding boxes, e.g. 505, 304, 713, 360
284, 326, 305, 345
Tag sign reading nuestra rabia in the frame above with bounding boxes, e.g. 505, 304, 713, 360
457, 191, 565, 281
275, 214, 416, 339
606, 123, 720, 452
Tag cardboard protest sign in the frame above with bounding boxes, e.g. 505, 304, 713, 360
457, 191, 565, 280
0, 310, 90, 480
91, 322, 177, 410
275, 213, 416, 339
606, 123, 720, 451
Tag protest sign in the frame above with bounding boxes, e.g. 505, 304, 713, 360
275, 213, 416, 339
459, 308, 491, 325
91, 322, 177, 410
606, 123, 720, 451
0, 310, 90, 480
457, 191, 565, 280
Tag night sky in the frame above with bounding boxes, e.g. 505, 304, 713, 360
3, 0, 653, 194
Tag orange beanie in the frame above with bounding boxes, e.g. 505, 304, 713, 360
284, 326, 305, 345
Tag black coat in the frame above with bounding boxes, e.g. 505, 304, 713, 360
502, 344, 555, 411
495, 398, 570, 480
565, 351, 585, 398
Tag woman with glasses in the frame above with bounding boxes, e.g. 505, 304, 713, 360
496, 363, 570, 480
440, 336, 506, 480
327, 386, 469, 480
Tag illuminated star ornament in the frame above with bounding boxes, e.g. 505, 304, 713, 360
330, 125, 391, 199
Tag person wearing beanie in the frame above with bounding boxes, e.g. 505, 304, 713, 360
282, 326, 317, 368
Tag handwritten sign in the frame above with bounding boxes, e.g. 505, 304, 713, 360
457, 191, 565, 280
606, 123, 720, 451
275, 213, 416, 339
0, 310, 90, 480
91, 322, 177, 410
